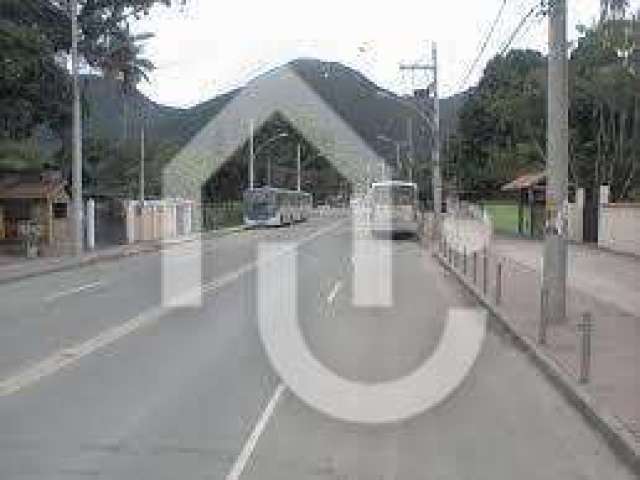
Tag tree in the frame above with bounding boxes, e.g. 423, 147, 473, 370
0, 0, 186, 170
571, 5, 640, 200
0, 1, 72, 141
99, 27, 155, 141
450, 49, 546, 197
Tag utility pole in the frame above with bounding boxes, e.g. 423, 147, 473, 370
400, 42, 440, 225
249, 120, 254, 189
297, 143, 301, 192
70, 0, 83, 255
407, 117, 414, 183
139, 126, 145, 203
543, 0, 569, 323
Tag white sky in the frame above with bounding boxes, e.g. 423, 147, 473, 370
133, 0, 635, 108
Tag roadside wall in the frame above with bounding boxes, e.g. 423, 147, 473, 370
567, 188, 584, 243
598, 188, 640, 256
125, 199, 193, 244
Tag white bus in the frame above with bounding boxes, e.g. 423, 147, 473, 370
368, 181, 421, 237
243, 187, 313, 227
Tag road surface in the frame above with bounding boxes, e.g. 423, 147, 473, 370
0, 213, 634, 479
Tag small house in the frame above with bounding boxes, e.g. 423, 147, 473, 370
0, 169, 71, 255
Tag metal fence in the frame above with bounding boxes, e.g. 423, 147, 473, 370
193, 202, 243, 232
437, 208, 640, 444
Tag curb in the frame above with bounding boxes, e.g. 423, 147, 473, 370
432, 250, 640, 475
0, 225, 246, 285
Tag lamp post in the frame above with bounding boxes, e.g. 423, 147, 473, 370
253, 132, 289, 187
376, 89, 438, 210
376, 135, 410, 180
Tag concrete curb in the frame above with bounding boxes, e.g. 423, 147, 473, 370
0, 225, 246, 285
432, 250, 640, 475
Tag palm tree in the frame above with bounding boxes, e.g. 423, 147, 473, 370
99, 27, 155, 142
600, 0, 630, 23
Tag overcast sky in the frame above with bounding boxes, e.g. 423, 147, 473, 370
133, 0, 637, 108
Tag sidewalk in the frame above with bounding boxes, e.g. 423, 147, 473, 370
0, 226, 245, 285
488, 236, 640, 444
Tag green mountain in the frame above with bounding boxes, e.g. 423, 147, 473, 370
83, 58, 459, 155
43, 58, 461, 199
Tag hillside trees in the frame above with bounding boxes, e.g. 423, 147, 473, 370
0, 0, 185, 168
449, 6, 640, 201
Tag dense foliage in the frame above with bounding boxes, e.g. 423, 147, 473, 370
449, 3, 640, 201
0, 0, 184, 169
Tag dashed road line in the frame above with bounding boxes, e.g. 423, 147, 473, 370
44, 281, 103, 302
327, 280, 343, 305
0, 218, 346, 397
224, 383, 285, 480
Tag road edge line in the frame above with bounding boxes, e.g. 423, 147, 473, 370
432, 250, 640, 475
0, 218, 346, 396
0, 225, 247, 286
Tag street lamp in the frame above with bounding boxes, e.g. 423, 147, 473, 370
376, 89, 438, 210
376, 134, 412, 180
253, 132, 289, 187
376, 90, 436, 133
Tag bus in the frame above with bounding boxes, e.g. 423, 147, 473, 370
243, 187, 313, 227
368, 181, 421, 237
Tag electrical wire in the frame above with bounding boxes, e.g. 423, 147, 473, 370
497, 1, 542, 57
457, 0, 509, 91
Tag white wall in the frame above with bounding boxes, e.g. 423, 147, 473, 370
567, 188, 584, 243
599, 203, 640, 256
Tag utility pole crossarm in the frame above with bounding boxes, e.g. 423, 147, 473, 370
400, 43, 441, 224
399, 63, 435, 71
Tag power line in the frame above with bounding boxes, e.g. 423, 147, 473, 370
457, 0, 509, 91
497, 1, 542, 57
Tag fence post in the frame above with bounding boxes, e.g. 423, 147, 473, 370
578, 312, 593, 384
463, 246, 467, 275
495, 261, 502, 305
473, 251, 477, 284
482, 248, 488, 296
538, 287, 548, 345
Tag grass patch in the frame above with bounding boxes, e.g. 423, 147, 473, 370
482, 202, 530, 235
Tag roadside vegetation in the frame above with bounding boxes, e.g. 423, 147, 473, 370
447, 1, 640, 202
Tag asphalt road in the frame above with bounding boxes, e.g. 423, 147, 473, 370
0, 213, 635, 479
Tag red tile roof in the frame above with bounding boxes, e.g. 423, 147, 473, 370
0, 178, 67, 200
501, 171, 546, 191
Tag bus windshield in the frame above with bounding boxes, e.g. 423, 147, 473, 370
371, 185, 416, 206
244, 190, 275, 217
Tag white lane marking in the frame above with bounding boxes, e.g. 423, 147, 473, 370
225, 383, 285, 480
0, 305, 165, 397
0, 219, 346, 397
45, 281, 103, 302
327, 280, 342, 305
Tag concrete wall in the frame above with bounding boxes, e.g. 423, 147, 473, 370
598, 189, 640, 256
125, 199, 193, 244
567, 188, 584, 243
